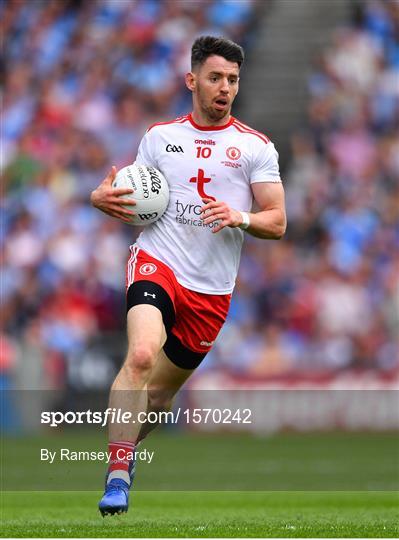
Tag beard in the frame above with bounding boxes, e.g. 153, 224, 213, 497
197, 87, 230, 122
203, 105, 228, 122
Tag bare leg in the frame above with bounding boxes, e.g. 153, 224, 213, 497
108, 304, 166, 443
137, 348, 195, 442
99, 310, 194, 515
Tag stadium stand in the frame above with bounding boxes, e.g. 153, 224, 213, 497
2, 0, 398, 393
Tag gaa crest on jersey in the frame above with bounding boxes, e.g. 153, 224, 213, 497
166, 144, 184, 153
226, 147, 241, 160
139, 263, 157, 275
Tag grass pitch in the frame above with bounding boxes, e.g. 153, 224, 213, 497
2, 431, 398, 491
2, 490, 398, 537
1, 431, 398, 537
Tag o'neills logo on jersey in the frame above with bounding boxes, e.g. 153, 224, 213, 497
226, 147, 241, 160
200, 340, 214, 347
194, 139, 216, 146
139, 263, 157, 275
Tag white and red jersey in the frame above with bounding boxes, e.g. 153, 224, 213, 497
135, 113, 281, 295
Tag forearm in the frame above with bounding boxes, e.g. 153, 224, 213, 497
200, 185, 286, 238
243, 208, 286, 239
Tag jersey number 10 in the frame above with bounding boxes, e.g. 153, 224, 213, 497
196, 147, 212, 158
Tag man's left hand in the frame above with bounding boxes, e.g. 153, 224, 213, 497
200, 198, 243, 233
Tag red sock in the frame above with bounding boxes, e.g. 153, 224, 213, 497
107, 441, 135, 484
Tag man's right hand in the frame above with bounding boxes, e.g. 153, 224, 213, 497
90, 166, 136, 223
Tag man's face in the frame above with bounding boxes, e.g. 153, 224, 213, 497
187, 55, 240, 122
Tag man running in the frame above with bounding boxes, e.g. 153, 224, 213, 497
91, 35, 286, 516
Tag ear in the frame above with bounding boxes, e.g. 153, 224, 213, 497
185, 72, 195, 92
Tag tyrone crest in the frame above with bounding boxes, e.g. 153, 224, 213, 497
139, 263, 157, 275
226, 147, 241, 160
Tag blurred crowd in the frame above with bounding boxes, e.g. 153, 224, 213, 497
1, 0, 398, 390
211, 0, 399, 377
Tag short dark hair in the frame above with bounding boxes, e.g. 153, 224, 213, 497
191, 36, 244, 70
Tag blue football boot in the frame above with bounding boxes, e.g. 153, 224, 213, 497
98, 459, 136, 516
98, 478, 129, 516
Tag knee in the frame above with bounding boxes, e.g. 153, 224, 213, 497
124, 345, 157, 379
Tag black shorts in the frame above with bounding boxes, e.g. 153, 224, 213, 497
126, 281, 206, 370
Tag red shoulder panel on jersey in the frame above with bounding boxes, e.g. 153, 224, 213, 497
147, 115, 189, 132
233, 119, 271, 141
232, 120, 270, 144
